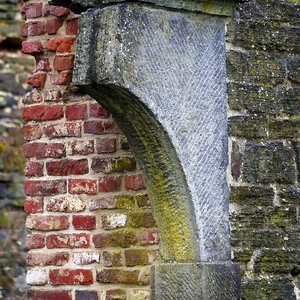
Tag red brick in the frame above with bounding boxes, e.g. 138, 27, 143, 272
138, 229, 160, 245
46, 195, 85, 212
21, 3, 43, 20
22, 40, 43, 55
46, 18, 64, 34
50, 71, 72, 85
46, 37, 74, 52
26, 73, 47, 88
26, 251, 69, 266
20, 21, 45, 37
84, 120, 122, 135
24, 161, 44, 177
46, 158, 89, 176
89, 196, 116, 210
66, 17, 79, 35
90, 103, 109, 118
43, 122, 81, 139
24, 179, 67, 196
125, 249, 159, 267
96, 268, 149, 285
96, 138, 116, 153
22, 104, 63, 122
54, 54, 75, 71
67, 140, 94, 155
34, 58, 52, 72
44, 4, 71, 17
23, 142, 65, 159
66, 103, 87, 120
46, 233, 90, 248
99, 175, 121, 192
50, 268, 93, 285
23, 124, 42, 141
125, 173, 146, 191
73, 215, 96, 230
68, 179, 97, 195
24, 198, 43, 213
27, 289, 72, 300
26, 215, 69, 231
25, 234, 45, 249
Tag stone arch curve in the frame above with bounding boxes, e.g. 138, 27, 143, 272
72, 2, 241, 298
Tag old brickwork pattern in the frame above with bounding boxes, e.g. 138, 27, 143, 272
21, 1, 158, 299
227, 0, 300, 299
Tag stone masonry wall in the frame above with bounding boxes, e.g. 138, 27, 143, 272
21, 1, 159, 299
227, 0, 300, 299
0, 0, 34, 298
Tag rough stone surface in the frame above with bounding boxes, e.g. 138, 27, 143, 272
74, 2, 230, 263
151, 263, 241, 299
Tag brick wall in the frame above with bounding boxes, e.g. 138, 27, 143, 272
227, 0, 300, 299
21, 1, 159, 299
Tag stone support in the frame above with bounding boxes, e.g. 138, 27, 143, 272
72, 1, 240, 298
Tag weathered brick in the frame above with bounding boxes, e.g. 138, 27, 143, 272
23, 90, 43, 105
26, 215, 69, 231
46, 196, 85, 212
21, 3, 43, 20
23, 104, 63, 122
24, 179, 67, 196
269, 119, 300, 139
24, 161, 44, 177
26, 73, 47, 88
96, 138, 116, 153
50, 71, 73, 85
103, 250, 123, 267
43, 122, 81, 139
22, 41, 43, 55
26, 268, 48, 285
24, 198, 43, 213
73, 251, 100, 265
93, 230, 137, 248
101, 214, 127, 230
89, 196, 116, 210
125, 173, 146, 191
35, 58, 52, 72
66, 17, 79, 35
127, 211, 155, 228
129, 290, 150, 300
125, 249, 159, 267
67, 140, 94, 155
20, 21, 45, 37
105, 289, 126, 300
66, 103, 87, 120
68, 179, 97, 195
46, 158, 89, 176
89, 103, 109, 118
75, 290, 99, 300
26, 251, 69, 266
46, 18, 64, 35
54, 54, 75, 71
46, 38, 75, 52
96, 268, 149, 285
91, 157, 136, 174
84, 120, 121, 134
27, 289, 72, 300
99, 175, 121, 192
44, 89, 62, 101
136, 193, 150, 208
44, 4, 71, 17
25, 234, 45, 249
115, 195, 135, 209
49, 268, 93, 285
46, 233, 90, 248
72, 215, 96, 230
23, 142, 65, 159
138, 230, 160, 245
